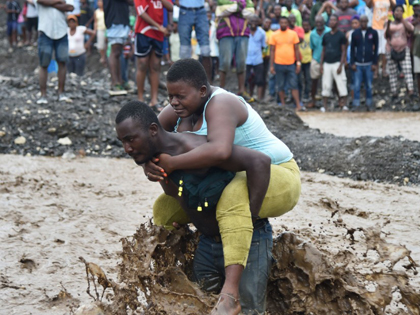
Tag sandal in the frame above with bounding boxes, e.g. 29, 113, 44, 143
210, 293, 240, 315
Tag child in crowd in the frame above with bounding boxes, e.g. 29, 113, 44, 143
207, 10, 219, 82
94, 0, 106, 64
5, 0, 21, 50
67, 15, 96, 77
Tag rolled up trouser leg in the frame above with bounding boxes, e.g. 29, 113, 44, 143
216, 159, 301, 267
153, 193, 191, 230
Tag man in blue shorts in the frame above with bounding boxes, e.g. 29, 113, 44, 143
34, 0, 74, 104
134, 0, 173, 111
5, 0, 21, 50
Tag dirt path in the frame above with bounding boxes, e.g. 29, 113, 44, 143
298, 112, 420, 142
1, 154, 419, 314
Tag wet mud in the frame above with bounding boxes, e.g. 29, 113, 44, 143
80, 221, 419, 314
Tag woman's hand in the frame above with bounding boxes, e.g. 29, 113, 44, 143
143, 157, 166, 182
156, 153, 174, 176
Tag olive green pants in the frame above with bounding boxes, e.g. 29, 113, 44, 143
153, 159, 301, 267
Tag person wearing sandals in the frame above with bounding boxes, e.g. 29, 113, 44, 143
144, 58, 301, 314
134, 0, 173, 112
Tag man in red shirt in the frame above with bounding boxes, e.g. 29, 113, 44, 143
134, 0, 173, 111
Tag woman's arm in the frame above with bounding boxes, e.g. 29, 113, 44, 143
157, 94, 247, 173
218, 146, 271, 220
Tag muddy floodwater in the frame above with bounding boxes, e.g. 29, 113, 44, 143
298, 112, 420, 142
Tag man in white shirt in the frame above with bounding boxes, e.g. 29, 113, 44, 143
33, 0, 74, 104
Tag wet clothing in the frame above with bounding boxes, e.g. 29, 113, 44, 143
174, 88, 293, 164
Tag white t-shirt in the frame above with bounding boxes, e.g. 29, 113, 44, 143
68, 26, 87, 56
26, 2, 38, 18
34, 0, 74, 40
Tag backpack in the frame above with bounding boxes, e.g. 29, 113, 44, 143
169, 168, 235, 212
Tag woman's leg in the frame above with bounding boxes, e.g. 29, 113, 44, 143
213, 159, 301, 313
153, 193, 191, 230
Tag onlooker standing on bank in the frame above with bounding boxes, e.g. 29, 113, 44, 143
25, 0, 38, 46
308, 15, 330, 108
245, 15, 266, 101
281, 0, 302, 26
5, 0, 21, 49
299, 19, 312, 103
412, 0, 420, 96
67, 14, 96, 76
270, 16, 303, 111
94, 0, 106, 64
178, 0, 212, 81
366, 0, 394, 77
134, 0, 173, 110
216, 0, 255, 98
320, 14, 348, 111
103, 0, 132, 93
385, 5, 414, 99
317, 0, 357, 34
34, 0, 74, 104
350, 15, 378, 111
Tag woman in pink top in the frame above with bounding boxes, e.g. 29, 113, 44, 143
385, 5, 414, 99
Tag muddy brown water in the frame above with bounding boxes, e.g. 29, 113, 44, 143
298, 112, 420, 142
1, 155, 420, 314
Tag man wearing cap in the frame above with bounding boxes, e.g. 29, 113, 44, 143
33, 0, 74, 104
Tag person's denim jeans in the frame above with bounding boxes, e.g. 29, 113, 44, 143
178, 7, 210, 58
193, 219, 274, 315
353, 64, 373, 107
218, 36, 249, 73
275, 63, 298, 92
298, 62, 311, 100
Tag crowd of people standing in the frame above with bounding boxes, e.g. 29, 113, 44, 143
3, 0, 420, 108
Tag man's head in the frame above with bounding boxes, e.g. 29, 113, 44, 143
115, 101, 161, 165
249, 15, 260, 31
67, 15, 78, 30
97, 0, 103, 9
288, 14, 296, 27
413, 0, 420, 15
263, 18, 272, 31
285, 0, 293, 10
338, 0, 349, 11
329, 14, 339, 29
302, 19, 311, 33
80, 0, 87, 5
280, 16, 289, 31
393, 5, 404, 21
351, 15, 360, 30
360, 15, 368, 29
274, 4, 282, 17
315, 15, 325, 31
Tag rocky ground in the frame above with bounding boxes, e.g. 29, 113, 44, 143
0, 38, 419, 186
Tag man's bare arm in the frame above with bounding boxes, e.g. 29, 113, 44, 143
52, 2, 74, 11
37, 0, 64, 6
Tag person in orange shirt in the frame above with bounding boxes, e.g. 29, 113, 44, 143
269, 16, 303, 111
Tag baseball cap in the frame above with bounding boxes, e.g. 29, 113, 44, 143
67, 15, 79, 24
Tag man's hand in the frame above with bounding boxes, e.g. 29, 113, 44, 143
351, 64, 356, 71
144, 158, 166, 181
159, 25, 169, 37
337, 64, 342, 74
371, 64, 377, 72
270, 66, 275, 74
295, 64, 301, 74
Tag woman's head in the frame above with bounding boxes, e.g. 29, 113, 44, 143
393, 5, 404, 20
167, 59, 210, 91
166, 59, 210, 117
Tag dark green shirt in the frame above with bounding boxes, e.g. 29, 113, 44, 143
310, 1, 323, 28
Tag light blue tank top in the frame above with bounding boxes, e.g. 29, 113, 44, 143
174, 88, 293, 165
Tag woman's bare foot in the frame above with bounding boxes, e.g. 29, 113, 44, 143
210, 292, 241, 315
